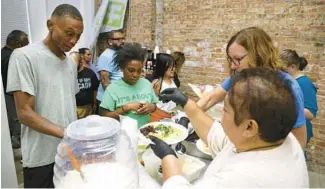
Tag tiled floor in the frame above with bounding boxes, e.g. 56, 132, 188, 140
13, 148, 325, 188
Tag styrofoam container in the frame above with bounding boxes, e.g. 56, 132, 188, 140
182, 141, 212, 160
155, 154, 206, 183
180, 154, 206, 182
142, 149, 161, 178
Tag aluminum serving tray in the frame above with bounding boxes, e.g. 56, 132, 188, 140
182, 140, 212, 160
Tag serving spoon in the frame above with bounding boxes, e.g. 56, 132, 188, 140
175, 142, 186, 155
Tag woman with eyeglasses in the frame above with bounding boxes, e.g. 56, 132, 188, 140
147, 27, 309, 188
195, 27, 307, 148
151, 68, 308, 188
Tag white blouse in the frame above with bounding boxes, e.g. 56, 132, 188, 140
156, 79, 177, 112
163, 121, 309, 188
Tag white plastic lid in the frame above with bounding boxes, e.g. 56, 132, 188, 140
66, 115, 121, 140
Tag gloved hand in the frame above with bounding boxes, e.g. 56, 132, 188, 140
149, 135, 177, 159
158, 88, 188, 107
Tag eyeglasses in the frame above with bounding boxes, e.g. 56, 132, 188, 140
109, 37, 125, 42
227, 54, 248, 66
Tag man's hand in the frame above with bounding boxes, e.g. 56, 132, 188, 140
57, 126, 65, 138
149, 135, 177, 159
159, 88, 188, 107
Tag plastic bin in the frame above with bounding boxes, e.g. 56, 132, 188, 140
53, 115, 139, 188
143, 148, 206, 184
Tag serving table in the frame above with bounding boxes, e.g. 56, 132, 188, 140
138, 109, 215, 188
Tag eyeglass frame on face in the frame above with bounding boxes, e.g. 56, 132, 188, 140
227, 54, 248, 66
109, 37, 126, 42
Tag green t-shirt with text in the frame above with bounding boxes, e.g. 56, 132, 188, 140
100, 78, 159, 127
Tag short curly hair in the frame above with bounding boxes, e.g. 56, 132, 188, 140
6, 30, 28, 46
113, 43, 147, 69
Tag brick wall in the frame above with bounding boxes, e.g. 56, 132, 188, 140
97, 0, 325, 174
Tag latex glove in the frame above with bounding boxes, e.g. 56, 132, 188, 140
158, 88, 188, 107
149, 135, 177, 159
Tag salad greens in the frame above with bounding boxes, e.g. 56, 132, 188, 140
155, 124, 174, 137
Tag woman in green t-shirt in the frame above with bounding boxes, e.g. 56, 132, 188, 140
99, 43, 158, 127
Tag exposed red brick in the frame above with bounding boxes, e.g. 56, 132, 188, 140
95, 0, 325, 174
215, 48, 222, 53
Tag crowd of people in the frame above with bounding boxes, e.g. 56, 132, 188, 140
152, 27, 318, 188
1, 30, 29, 149
1, 3, 318, 188
68, 33, 186, 127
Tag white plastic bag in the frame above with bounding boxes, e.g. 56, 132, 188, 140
188, 83, 224, 120
188, 83, 216, 98
54, 115, 139, 188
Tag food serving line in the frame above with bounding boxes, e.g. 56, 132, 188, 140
51, 84, 221, 188
52, 112, 216, 188
137, 109, 221, 187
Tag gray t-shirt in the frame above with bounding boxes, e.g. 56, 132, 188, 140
6, 42, 79, 168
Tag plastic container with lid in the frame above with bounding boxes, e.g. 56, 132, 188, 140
143, 148, 206, 184
53, 115, 139, 188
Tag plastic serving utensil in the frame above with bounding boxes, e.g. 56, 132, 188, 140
175, 142, 186, 155
64, 145, 87, 182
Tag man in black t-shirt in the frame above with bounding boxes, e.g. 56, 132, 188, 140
1, 30, 29, 149
76, 48, 100, 118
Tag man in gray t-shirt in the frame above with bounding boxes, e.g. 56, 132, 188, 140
6, 4, 83, 188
